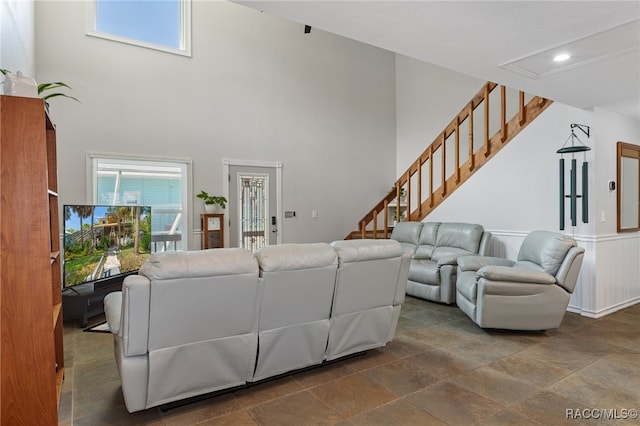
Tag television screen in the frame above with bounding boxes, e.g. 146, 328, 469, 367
63, 205, 152, 288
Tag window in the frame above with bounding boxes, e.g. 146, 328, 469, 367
87, 0, 191, 56
88, 154, 192, 251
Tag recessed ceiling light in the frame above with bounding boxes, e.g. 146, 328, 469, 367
553, 53, 571, 62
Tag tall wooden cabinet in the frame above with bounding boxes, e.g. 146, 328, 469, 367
0, 95, 63, 425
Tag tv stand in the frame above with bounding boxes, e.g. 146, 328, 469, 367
63, 283, 121, 328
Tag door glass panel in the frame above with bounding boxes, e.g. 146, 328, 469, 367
239, 174, 268, 252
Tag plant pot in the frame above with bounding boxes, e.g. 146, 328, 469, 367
204, 204, 218, 213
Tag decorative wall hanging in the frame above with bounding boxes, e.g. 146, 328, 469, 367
557, 123, 591, 230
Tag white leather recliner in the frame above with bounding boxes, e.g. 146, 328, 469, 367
104, 248, 260, 412
327, 239, 409, 360
252, 243, 338, 381
456, 230, 585, 330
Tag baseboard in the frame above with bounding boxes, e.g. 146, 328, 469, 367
567, 296, 640, 318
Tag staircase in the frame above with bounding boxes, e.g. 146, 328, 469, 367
345, 81, 552, 240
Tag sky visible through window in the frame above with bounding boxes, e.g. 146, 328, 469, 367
96, 0, 181, 48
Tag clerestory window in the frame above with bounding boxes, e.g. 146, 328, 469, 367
87, 0, 191, 56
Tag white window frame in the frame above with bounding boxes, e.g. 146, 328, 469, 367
85, 0, 192, 57
86, 152, 193, 249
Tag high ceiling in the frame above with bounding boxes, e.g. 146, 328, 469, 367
235, 1, 640, 120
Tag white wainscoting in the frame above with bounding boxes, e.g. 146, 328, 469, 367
488, 230, 640, 318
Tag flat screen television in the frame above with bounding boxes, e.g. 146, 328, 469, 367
62, 204, 152, 290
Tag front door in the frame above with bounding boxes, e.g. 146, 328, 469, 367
227, 163, 279, 250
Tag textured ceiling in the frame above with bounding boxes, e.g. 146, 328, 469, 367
235, 1, 640, 120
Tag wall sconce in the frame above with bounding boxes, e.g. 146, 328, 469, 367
558, 123, 591, 230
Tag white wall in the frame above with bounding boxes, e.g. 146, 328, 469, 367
35, 1, 397, 246
396, 58, 640, 316
0, 0, 35, 76
395, 55, 484, 174
589, 108, 640, 315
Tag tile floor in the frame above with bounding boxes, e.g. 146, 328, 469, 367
58, 296, 640, 425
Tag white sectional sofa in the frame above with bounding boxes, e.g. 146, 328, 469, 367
103, 239, 410, 413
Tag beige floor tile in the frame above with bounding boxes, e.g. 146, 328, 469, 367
350, 399, 447, 426
488, 350, 574, 387
291, 362, 354, 389
310, 373, 398, 418
576, 350, 640, 396
197, 409, 258, 426
403, 345, 481, 380
475, 409, 541, 426
550, 371, 640, 411
233, 377, 305, 408
249, 391, 343, 426
450, 365, 541, 406
340, 348, 398, 373
407, 323, 480, 350
405, 381, 504, 425
160, 393, 243, 425
376, 333, 433, 358
510, 390, 594, 425
361, 357, 440, 396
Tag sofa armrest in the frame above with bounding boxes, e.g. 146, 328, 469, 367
436, 254, 463, 266
120, 274, 151, 356
478, 265, 556, 284
457, 255, 514, 272
478, 231, 492, 256
104, 291, 123, 335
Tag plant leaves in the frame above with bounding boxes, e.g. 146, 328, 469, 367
38, 82, 73, 94
41, 92, 80, 102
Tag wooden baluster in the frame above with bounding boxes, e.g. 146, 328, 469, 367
429, 145, 434, 207
468, 102, 474, 172
501, 85, 507, 143
372, 209, 378, 239
417, 160, 423, 217
441, 133, 446, 197
361, 221, 366, 239
406, 171, 411, 221
455, 116, 460, 184
519, 91, 526, 125
383, 199, 389, 238
395, 182, 401, 223
484, 84, 490, 157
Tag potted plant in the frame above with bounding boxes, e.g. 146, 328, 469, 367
197, 191, 227, 213
1, 69, 79, 108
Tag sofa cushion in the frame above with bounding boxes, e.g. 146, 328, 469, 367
140, 248, 258, 280
255, 243, 337, 272
414, 222, 441, 259
517, 231, 576, 276
390, 222, 423, 249
512, 260, 547, 273
331, 239, 402, 263
408, 259, 439, 285
431, 247, 474, 263
435, 223, 484, 253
